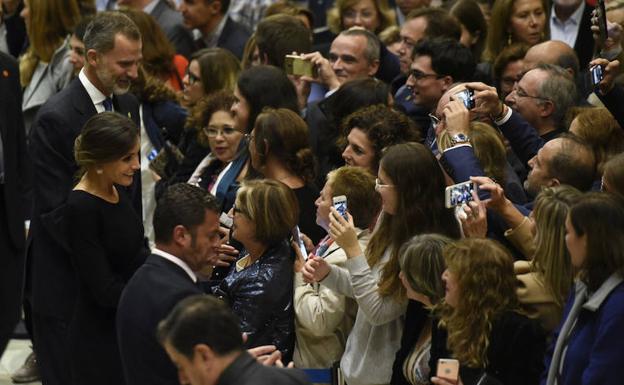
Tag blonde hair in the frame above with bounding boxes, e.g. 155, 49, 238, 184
437, 238, 518, 368
327, 0, 396, 34
19, 0, 80, 86
399, 234, 453, 304
235, 179, 299, 245
531, 186, 581, 306
439, 122, 506, 184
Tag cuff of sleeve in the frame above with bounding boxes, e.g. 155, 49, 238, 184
321, 264, 341, 289
442, 143, 472, 153
345, 254, 368, 274
294, 271, 306, 287
494, 105, 513, 126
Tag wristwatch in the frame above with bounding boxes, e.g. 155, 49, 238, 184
450, 133, 470, 146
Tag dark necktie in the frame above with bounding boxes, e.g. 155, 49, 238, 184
103, 97, 113, 112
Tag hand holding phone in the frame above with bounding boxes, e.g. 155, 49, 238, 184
284, 54, 317, 77
436, 358, 459, 384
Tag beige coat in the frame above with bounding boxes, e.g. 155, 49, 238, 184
293, 229, 370, 369
515, 260, 563, 333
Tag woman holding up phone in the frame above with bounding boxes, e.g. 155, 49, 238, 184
303, 143, 460, 385
429, 238, 545, 385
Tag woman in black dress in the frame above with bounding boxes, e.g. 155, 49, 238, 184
66, 112, 148, 384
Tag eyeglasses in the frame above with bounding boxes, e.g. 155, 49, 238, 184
513, 86, 550, 102
232, 203, 247, 217
185, 68, 200, 85
203, 125, 240, 138
408, 69, 441, 81
429, 113, 441, 130
375, 178, 395, 190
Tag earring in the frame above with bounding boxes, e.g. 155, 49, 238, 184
507, 33, 512, 46
96, 169, 103, 174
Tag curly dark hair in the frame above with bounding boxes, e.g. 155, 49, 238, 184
187, 90, 237, 148
341, 105, 421, 172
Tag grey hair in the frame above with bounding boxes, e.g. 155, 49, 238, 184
83, 11, 141, 54
535, 63, 577, 130
338, 28, 381, 64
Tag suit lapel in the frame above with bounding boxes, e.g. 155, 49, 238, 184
71, 79, 98, 123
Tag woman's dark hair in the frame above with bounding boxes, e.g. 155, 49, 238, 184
253, 108, 316, 184
236, 65, 299, 133
569, 192, 624, 292
74, 112, 139, 178
367, 143, 461, 299
450, 0, 488, 61
327, 77, 391, 127
341, 104, 420, 172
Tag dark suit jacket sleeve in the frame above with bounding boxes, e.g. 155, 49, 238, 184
598, 85, 624, 129
498, 111, 544, 166
0, 52, 30, 248
29, 110, 78, 215
66, 198, 126, 308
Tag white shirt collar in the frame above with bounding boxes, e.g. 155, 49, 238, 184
143, 0, 159, 15
152, 247, 198, 283
551, 1, 585, 26
78, 68, 111, 112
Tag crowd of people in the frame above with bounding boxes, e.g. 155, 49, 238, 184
2, 0, 624, 385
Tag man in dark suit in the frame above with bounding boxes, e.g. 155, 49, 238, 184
0, 51, 30, 356
179, 0, 251, 59
28, 12, 142, 385
158, 295, 311, 385
550, 0, 594, 70
117, 0, 195, 58
117, 183, 222, 385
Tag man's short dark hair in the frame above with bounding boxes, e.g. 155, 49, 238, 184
157, 295, 243, 358
153, 183, 220, 243
83, 11, 141, 54
255, 14, 312, 69
406, 7, 462, 42
74, 16, 94, 41
549, 134, 596, 192
412, 38, 475, 82
214, 0, 231, 15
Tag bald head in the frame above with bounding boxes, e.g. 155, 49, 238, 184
524, 41, 580, 77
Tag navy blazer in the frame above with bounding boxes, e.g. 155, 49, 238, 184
117, 254, 203, 385
217, 17, 252, 59
28, 78, 140, 319
573, 3, 595, 71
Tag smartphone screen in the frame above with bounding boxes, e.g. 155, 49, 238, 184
333, 195, 348, 219
445, 181, 476, 208
292, 226, 308, 260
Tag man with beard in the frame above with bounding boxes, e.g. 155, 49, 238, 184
28, 12, 142, 385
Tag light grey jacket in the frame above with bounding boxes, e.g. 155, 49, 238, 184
22, 37, 73, 134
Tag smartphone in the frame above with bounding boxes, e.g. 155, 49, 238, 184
590, 65, 604, 87
284, 54, 316, 77
333, 195, 348, 219
596, 0, 608, 45
219, 212, 233, 229
437, 358, 459, 382
445, 181, 477, 208
454, 88, 475, 109
292, 226, 308, 260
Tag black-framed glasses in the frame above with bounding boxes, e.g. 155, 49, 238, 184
203, 125, 240, 138
185, 68, 200, 85
408, 69, 441, 81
